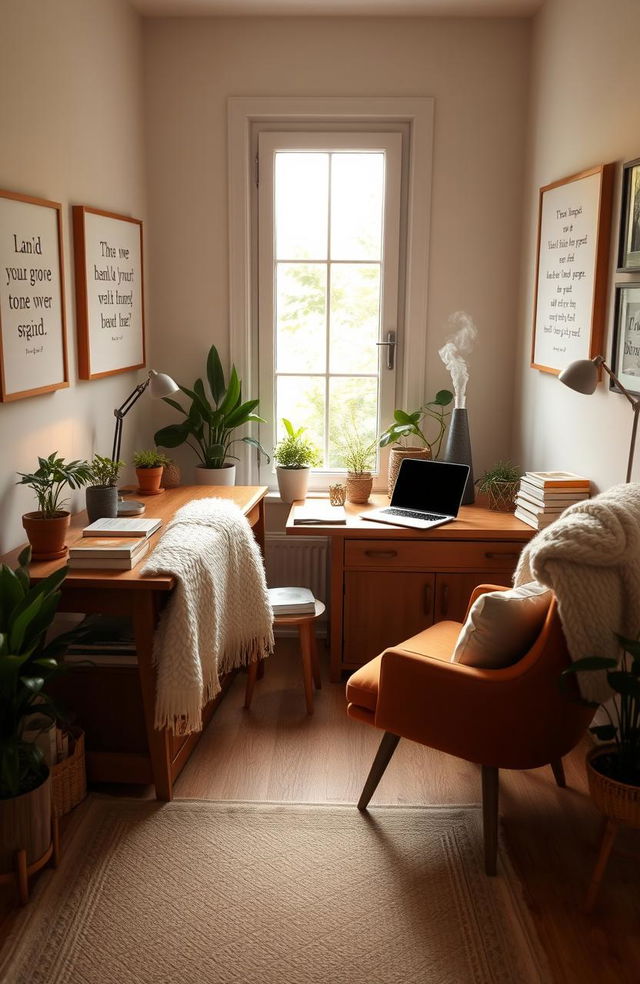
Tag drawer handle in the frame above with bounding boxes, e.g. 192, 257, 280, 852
440, 584, 449, 617
484, 551, 520, 560
423, 582, 432, 615
364, 550, 398, 558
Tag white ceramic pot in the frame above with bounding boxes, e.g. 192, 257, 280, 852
276, 466, 311, 503
195, 464, 236, 486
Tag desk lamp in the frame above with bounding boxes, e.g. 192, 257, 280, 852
112, 369, 179, 515
559, 355, 640, 482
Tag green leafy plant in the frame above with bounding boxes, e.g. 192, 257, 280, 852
338, 422, 377, 475
154, 344, 269, 469
476, 461, 521, 493
273, 419, 321, 469
17, 453, 93, 518
0, 547, 91, 798
89, 454, 124, 487
379, 390, 454, 459
132, 449, 171, 469
562, 635, 640, 786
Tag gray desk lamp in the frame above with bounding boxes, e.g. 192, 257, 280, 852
112, 369, 179, 515
559, 355, 640, 482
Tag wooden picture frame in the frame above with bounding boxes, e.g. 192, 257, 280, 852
617, 158, 640, 272
0, 189, 69, 402
73, 206, 145, 379
610, 283, 640, 397
531, 164, 614, 375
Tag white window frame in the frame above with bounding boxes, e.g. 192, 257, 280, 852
228, 96, 434, 486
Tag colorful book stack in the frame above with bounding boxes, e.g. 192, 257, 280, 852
68, 535, 150, 570
514, 471, 590, 531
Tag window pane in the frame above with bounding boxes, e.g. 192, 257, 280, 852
276, 375, 326, 466
329, 264, 380, 374
327, 377, 378, 470
275, 153, 328, 260
330, 153, 384, 261
276, 263, 326, 373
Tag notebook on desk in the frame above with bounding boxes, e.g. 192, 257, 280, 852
363, 459, 470, 530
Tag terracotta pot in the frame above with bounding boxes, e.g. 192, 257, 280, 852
136, 467, 164, 493
346, 472, 373, 505
195, 464, 236, 486
22, 511, 70, 560
0, 772, 52, 873
276, 466, 310, 504
586, 745, 640, 828
387, 446, 431, 498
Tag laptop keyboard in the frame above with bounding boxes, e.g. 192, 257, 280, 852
382, 507, 444, 521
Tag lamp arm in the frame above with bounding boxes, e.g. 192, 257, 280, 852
595, 356, 640, 411
111, 374, 151, 463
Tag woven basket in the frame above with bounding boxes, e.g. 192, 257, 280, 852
486, 480, 519, 512
52, 728, 87, 818
586, 745, 640, 828
387, 446, 431, 498
346, 473, 373, 505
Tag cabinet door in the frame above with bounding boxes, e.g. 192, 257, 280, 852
434, 572, 513, 623
343, 571, 436, 668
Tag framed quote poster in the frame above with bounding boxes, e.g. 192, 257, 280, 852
531, 164, 614, 375
73, 206, 145, 379
0, 189, 69, 401
617, 158, 640, 272
610, 284, 640, 397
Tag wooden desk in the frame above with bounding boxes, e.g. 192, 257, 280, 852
286, 496, 534, 681
2, 486, 267, 801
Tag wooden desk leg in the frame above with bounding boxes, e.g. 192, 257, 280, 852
134, 591, 173, 801
329, 538, 344, 684
299, 622, 315, 715
585, 817, 619, 913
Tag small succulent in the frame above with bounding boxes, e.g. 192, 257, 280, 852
132, 449, 171, 469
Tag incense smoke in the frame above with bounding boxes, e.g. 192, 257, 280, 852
438, 311, 478, 409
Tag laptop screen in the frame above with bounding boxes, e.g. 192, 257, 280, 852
391, 459, 470, 515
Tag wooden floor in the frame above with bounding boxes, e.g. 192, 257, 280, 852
2, 638, 639, 982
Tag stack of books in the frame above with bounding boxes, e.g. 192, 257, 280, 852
64, 614, 136, 666
268, 587, 316, 616
68, 517, 162, 570
514, 471, 590, 530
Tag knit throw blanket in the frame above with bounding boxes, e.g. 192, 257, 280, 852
514, 482, 640, 703
141, 498, 274, 734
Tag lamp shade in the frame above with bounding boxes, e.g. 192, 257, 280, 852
558, 358, 599, 395
149, 369, 179, 399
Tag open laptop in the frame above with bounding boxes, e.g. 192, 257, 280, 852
362, 458, 470, 530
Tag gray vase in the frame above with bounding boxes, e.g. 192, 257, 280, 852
85, 485, 119, 523
442, 408, 475, 505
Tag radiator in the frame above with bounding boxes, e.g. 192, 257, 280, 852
264, 533, 329, 635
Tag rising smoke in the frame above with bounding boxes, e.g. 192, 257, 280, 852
438, 311, 478, 409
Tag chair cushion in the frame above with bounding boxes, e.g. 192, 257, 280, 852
451, 581, 551, 669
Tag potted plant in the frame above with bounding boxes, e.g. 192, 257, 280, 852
476, 461, 521, 512
154, 344, 269, 485
379, 389, 454, 496
85, 454, 125, 523
17, 453, 93, 560
0, 548, 88, 897
132, 449, 171, 494
338, 424, 378, 505
273, 419, 321, 503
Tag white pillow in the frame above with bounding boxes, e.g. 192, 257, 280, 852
451, 582, 552, 669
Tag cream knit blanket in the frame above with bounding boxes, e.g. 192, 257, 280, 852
514, 482, 640, 702
142, 498, 274, 733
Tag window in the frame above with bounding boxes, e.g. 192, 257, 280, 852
257, 132, 402, 487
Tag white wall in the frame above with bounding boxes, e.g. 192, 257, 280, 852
142, 16, 531, 481
0, 0, 148, 552
514, 0, 640, 490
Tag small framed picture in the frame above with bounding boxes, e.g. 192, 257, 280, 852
610, 284, 640, 396
618, 158, 640, 272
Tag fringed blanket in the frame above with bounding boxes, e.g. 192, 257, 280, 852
141, 498, 274, 733
514, 482, 640, 702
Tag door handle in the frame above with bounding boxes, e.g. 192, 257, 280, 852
376, 330, 396, 370
440, 583, 449, 617
484, 551, 520, 560
364, 549, 398, 559
423, 582, 432, 615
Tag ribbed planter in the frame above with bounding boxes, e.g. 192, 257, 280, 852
276, 466, 310, 504
387, 447, 431, 498
85, 485, 118, 523
346, 472, 373, 505
0, 772, 52, 873
162, 462, 182, 489
195, 464, 236, 486
586, 745, 640, 828
22, 511, 70, 560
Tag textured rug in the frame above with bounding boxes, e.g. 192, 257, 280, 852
0, 798, 549, 984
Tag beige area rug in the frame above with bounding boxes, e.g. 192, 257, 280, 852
0, 798, 549, 984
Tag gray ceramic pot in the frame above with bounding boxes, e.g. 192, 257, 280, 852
85, 485, 119, 523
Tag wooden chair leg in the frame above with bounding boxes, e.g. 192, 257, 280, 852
550, 758, 566, 788
299, 622, 315, 714
357, 732, 401, 811
15, 849, 28, 906
482, 765, 499, 876
244, 659, 259, 709
584, 817, 619, 913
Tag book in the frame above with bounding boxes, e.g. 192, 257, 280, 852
518, 480, 590, 503
64, 651, 137, 666
267, 586, 316, 615
514, 495, 568, 516
82, 517, 162, 538
292, 503, 347, 525
69, 536, 148, 559
514, 506, 558, 530
523, 471, 590, 490
68, 542, 149, 570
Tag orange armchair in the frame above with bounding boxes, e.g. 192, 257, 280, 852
346, 584, 595, 874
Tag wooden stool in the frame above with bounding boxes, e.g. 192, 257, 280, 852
245, 599, 325, 714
